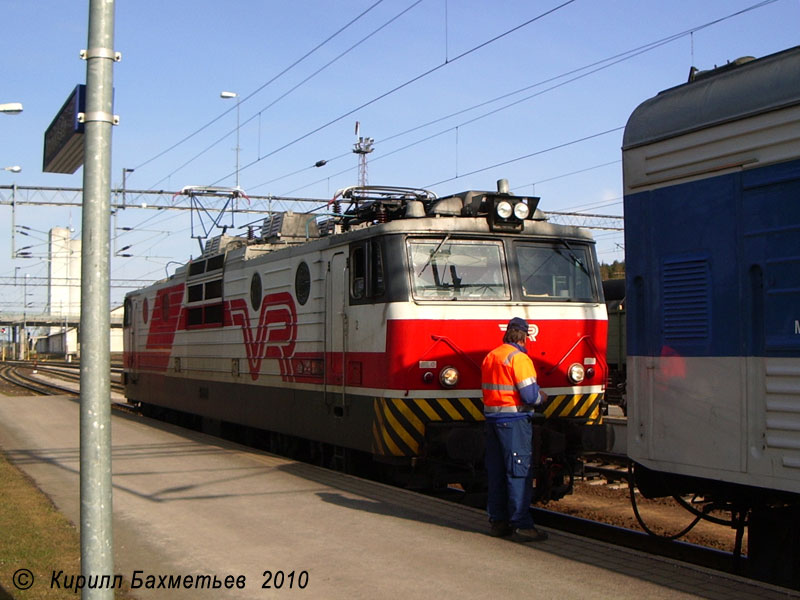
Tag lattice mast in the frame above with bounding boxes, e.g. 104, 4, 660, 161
352, 121, 374, 187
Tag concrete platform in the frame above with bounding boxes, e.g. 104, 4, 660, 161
0, 393, 797, 599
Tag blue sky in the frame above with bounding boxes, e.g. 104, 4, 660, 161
2, 0, 798, 310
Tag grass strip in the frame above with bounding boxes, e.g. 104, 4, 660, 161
0, 450, 133, 599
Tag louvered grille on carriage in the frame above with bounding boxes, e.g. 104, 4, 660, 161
765, 359, 800, 468
662, 258, 710, 343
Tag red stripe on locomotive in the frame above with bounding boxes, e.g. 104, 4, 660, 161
384, 318, 607, 391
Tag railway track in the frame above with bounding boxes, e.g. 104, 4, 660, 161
0, 364, 757, 586
0, 361, 126, 398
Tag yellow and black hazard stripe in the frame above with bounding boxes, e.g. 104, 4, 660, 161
372, 397, 484, 458
542, 393, 604, 425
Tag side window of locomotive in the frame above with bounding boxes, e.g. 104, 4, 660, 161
371, 240, 385, 296
407, 239, 509, 300
351, 246, 366, 299
250, 272, 263, 311
188, 284, 203, 302
350, 240, 385, 303
295, 261, 311, 306
515, 242, 596, 301
185, 253, 225, 328
204, 279, 223, 300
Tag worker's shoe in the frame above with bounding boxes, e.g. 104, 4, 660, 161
489, 520, 513, 537
514, 527, 549, 542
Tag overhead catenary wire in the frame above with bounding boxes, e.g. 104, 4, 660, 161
146, 0, 427, 191
97, 0, 782, 288
207, 0, 579, 187
251, 0, 780, 196
134, 0, 388, 176
424, 126, 625, 189
117, 0, 580, 239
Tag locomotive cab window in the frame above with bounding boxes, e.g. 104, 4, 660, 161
515, 241, 598, 301
350, 240, 385, 303
407, 239, 509, 301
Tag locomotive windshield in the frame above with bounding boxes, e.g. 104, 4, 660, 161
408, 239, 509, 300
515, 241, 597, 301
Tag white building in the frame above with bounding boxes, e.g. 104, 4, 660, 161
29, 227, 124, 358
48, 226, 81, 317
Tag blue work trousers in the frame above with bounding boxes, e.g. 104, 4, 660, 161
484, 416, 535, 528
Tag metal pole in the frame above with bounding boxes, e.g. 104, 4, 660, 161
80, 0, 116, 596
235, 97, 240, 189
10, 183, 15, 258
22, 274, 27, 361
121, 167, 132, 208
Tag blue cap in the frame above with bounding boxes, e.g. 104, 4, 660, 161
507, 317, 529, 334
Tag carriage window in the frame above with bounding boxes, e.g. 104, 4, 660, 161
407, 239, 509, 300
515, 242, 596, 301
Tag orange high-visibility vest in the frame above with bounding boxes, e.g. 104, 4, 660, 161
481, 343, 538, 409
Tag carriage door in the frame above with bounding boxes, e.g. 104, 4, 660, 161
326, 251, 348, 401
742, 167, 800, 472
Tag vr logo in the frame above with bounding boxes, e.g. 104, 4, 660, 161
230, 292, 298, 380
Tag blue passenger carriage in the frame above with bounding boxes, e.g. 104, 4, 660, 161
623, 47, 800, 585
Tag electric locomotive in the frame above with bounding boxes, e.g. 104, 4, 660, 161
123, 180, 608, 497
624, 46, 800, 585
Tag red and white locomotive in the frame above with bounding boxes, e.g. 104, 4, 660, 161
123, 181, 608, 496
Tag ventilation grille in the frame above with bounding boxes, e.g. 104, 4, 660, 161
662, 258, 710, 343
764, 359, 800, 468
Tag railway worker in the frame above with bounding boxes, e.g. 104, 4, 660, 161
481, 317, 548, 542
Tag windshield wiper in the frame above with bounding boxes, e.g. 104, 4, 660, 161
559, 239, 590, 276
418, 234, 451, 277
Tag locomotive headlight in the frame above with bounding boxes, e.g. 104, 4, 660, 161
439, 366, 459, 388
487, 194, 538, 232
567, 363, 585, 384
496, 200, 513, 219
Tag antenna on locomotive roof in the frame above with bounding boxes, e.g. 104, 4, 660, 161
353, 121, 374, 187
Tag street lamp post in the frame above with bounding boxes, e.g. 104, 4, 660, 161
220, 91, 240, 188
3, 166, 21, 173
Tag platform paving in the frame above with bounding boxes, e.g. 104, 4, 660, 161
0, 393, 797, 599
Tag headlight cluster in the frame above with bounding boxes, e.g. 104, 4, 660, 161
487, 195, 535, 232
494, 200, 532, 220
